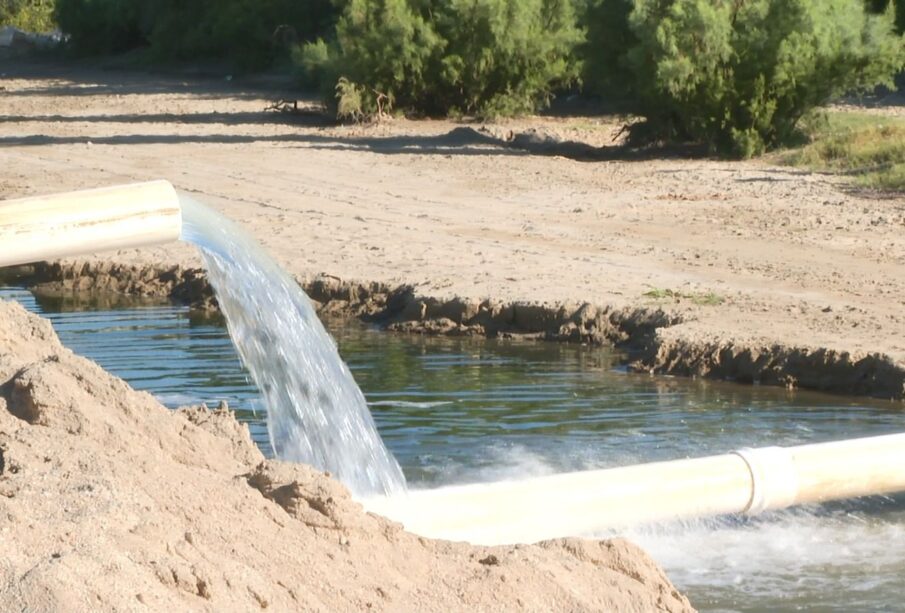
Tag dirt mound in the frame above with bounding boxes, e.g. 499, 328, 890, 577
0, 301, 693, 612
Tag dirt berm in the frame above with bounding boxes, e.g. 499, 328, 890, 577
0, 301, 693, 612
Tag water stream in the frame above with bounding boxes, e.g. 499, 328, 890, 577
3, 286, 904, 611
178, 196, 405, 496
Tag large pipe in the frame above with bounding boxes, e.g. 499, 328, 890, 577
364, 432, 905, 545
0, 181, 181, 268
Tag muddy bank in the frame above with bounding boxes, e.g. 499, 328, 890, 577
0, 300, 692, 611
645, 329, 904, 399
2, 261, 216, 310
0, 261, 677, 346
3, 261, 903, 401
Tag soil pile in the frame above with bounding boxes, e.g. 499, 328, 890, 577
0, 301, 693, 612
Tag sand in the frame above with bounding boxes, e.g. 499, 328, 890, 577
0, 300, 693, 611
0, 59, 902, 399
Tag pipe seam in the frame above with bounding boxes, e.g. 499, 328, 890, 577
733, 446, 800, 514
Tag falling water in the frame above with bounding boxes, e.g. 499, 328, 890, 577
178, 196, 406, 496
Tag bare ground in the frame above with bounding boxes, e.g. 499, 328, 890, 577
1, 59, 904, 399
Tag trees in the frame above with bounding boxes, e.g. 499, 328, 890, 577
298, 0, 583, 118
54, 0, 337, 68
148, 0, 338, 69
1, 0, 56, 31
54, 0, 148, 53
43, 0, 905, 151
584, 0, 905, 156
866, 0, 905, 33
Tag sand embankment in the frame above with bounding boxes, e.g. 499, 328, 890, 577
0, 301, 692, 611
0, 60, 903, 400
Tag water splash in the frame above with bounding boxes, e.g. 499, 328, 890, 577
179, 196, 405, 496
623, 502, 905, 612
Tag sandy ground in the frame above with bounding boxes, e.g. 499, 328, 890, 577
0, 300, 692, 611
1, 60, 904, 396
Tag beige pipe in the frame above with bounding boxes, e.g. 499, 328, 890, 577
0, 181, 181, 268
364, 432, 905, 545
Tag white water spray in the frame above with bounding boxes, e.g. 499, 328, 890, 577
179, 196, 405, 496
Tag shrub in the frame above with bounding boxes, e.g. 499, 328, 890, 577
148, 0, 338, 70
438, 0, 583, 116
54, 0, 338, 68
54, 0, 150, 53
584, 0, 905, 157
297, 0, 583, 119
297, 0, 442, 117
867, 0, 905, 33
0, 0, 56, 31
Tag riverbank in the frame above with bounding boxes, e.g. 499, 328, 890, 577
1, 59, 903, 400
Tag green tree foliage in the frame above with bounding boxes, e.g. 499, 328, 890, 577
584, 0, 905, 157
148, 0, 338, 69
867, 0, 905, 33
1, 0, 56, 31
54, 0, 337, 68
297, 0, 583, 119
54, 0, 147, 53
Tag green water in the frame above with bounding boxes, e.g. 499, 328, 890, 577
3, 286, 904, 612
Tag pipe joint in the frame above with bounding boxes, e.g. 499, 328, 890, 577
733, 446, 799, 514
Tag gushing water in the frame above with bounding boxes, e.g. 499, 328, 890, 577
624, 502, 905, 612
179, 196, 406, 496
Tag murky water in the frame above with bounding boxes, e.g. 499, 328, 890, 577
3, 286, 904, 612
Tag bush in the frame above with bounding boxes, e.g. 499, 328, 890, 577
54, 0, 152, 54
54, 0, 338, 68
0, 0, 56, 31
584, 0, 905, 157
297, 0, 583, 119
867, 0, 905, 33
148, 0, 338, 70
